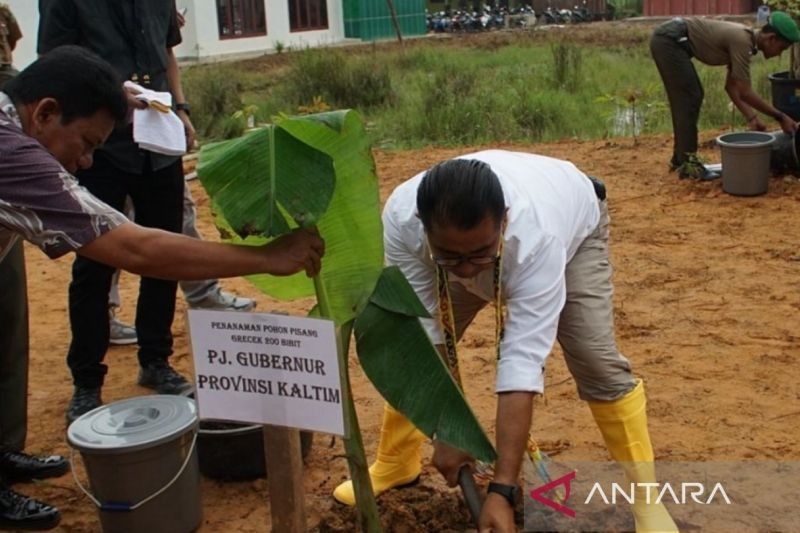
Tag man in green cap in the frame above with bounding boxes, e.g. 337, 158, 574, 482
651, 12, 800, 180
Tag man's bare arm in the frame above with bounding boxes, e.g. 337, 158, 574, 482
77, 222, 324, 280
726, 75, 797, 132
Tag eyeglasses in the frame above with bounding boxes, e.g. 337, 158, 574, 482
427, 215, 507, 268
430, 253, 499, 267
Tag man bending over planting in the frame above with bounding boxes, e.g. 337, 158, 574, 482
333, 150, 677, 532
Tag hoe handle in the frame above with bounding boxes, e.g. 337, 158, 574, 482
458, 465, 484, 527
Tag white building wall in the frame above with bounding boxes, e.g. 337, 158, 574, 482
6, 0, 347, 70
175, 0, 346, 62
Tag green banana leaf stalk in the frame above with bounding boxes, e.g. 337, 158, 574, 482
197, 110, 497, 528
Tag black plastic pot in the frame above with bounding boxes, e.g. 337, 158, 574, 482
197, 421, 314, 481
769, 129, 800, 174
769, 71, 800, 121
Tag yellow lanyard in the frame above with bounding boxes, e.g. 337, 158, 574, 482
432, 222, 560, 495
434, 231, 505, 386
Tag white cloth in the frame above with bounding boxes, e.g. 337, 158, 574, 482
382, 149, 601, 393
123, 81, 186, 156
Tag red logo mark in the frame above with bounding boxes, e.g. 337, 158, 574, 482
529, 470, 577, 518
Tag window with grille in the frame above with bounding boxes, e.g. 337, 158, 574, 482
217, 0, 267, 39
288, 0, 328, 31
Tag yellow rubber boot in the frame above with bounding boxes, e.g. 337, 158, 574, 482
588, 380, 679, 533
332, 404, 426, 506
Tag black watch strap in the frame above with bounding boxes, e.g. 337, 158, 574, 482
487, 482, 520, 507
175, 102, 191, 115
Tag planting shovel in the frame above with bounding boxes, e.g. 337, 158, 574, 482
458, 465, 484, 527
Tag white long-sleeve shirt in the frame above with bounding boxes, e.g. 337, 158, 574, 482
382, 150, 600, 393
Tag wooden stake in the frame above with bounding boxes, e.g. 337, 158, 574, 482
263, 425, 307, 533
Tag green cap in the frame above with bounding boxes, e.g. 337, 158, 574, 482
769, 11, 800, 43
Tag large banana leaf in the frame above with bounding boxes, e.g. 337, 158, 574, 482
198, 110, 383, 325
198, 125, 335, 235
355, 267, 498, 463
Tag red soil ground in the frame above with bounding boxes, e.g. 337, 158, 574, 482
17, 128, 800, 531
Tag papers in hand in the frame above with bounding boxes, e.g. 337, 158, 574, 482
123, 81, 186, 156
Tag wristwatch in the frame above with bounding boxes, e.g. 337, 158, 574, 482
175, 102, 191, 115
487, 482, 521, 507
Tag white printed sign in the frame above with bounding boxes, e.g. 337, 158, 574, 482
187, 310, 344, 436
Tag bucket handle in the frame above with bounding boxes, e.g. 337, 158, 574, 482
70, 432, 198, 512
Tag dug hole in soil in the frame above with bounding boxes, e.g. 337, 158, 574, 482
20, 132, 800, 531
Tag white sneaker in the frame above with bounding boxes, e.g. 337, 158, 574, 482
109, 316, 137, 345
188, 289, 256, 312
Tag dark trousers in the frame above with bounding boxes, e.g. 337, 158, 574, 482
650, 19, 704, 165
0, 240, 28, 452
67, 156, 184, 389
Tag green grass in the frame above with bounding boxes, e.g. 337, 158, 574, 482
181, 28, 793, 147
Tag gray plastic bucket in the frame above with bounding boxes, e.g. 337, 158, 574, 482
67, 396, 201, 533
716, 131, 775, 196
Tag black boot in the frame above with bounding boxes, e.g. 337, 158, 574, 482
669, 154, 681, 172
677, 153, 721, 181
66, 386, 102, 424
0, 485, 61, 531
0, 452, 68, 483
138, 361, 193, 396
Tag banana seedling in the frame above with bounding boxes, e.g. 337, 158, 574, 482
198, 110, 496, 531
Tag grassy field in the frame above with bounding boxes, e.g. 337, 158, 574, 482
181, 23, 791, 148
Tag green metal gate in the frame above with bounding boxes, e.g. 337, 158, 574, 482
343, 0, 427, 40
